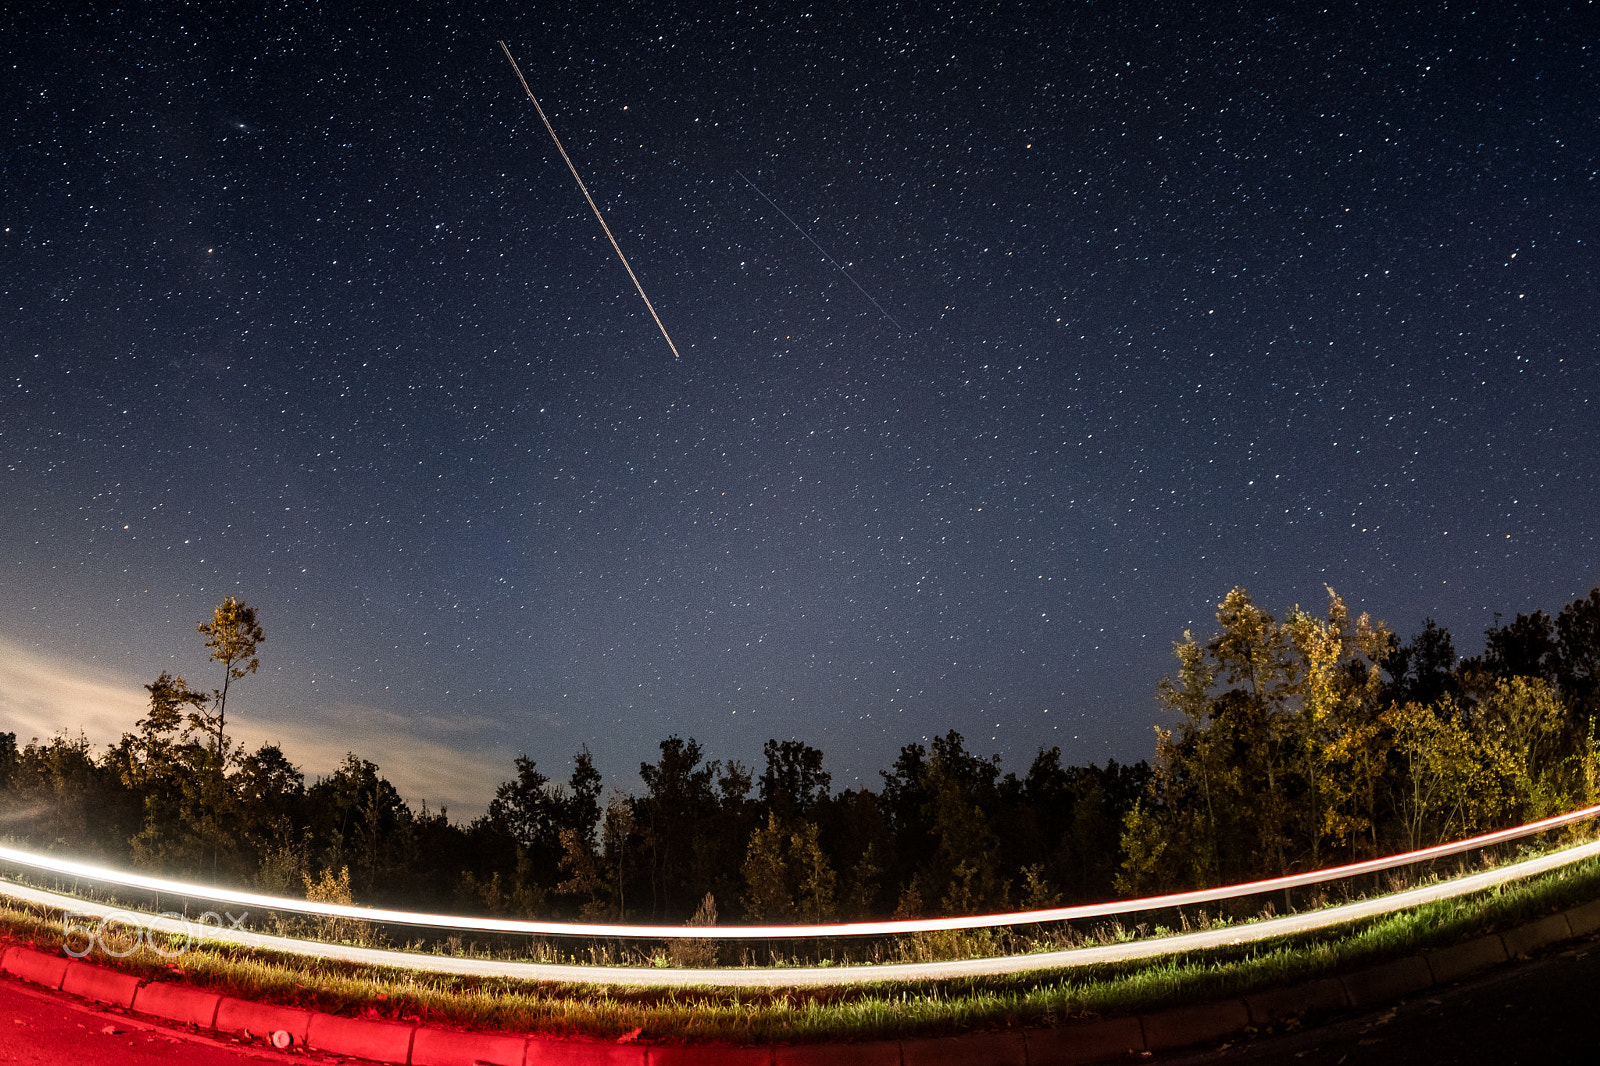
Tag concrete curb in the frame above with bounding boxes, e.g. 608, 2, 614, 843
61, 957, 144, 1007
215, 993, 314, 1046
1420, 928, 1504, 979
775, 1041, 902, 1066
132, 979, 222, 1028
529, 1043, 645, 1065
1502, 913, 1571, 958
1423, 933, 1507, 983
1, 943, 70, 988
1562, 898, 1600, 934
1340, 954, 1433, 1006
1140, 999, 1251, 1052
903, 1029, 1028, 1065
4, 895, 1600, 1065
410, 1025, 531, 1066
1244, 975, 1347, 1025
307, 1012, 418, 1061
1024, 1016, 1143, 1066
647, 1044, 776, 1065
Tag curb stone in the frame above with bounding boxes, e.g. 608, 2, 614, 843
1024, 1016, 1143, 1065
1339, 955, 1433, 1007
648, 1043, 775, 1065
1561, 898, 1600, 935
1422, 933, 1507, 983
61, 958, 144, 1007
773, 1040, 902, 1065
214, 994, 314, 1046
131, 980, 222, 1028
1, 945, 69, 989
1243, 975, 1347, 1025
1139, 999, 1252, 1052
306, 1011, 418, 1061
902, 1029, 1028, 1066
527, 1042, 647, 1065
3, 895, 1600, 1064
409, 1025, 529, 1066
1502, 913, 1572, 958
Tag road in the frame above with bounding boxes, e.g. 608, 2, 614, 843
0, 976, 335, 1066
1158, 933, 1600, 1065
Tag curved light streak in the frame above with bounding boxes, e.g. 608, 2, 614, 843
5, 839, 1598, 987
3, 802, 1596, 942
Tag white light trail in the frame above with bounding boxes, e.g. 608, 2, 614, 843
3, 802, 1596, 943
5, 839, 1597, 987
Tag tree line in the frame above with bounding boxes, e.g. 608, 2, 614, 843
1, 586, 1596, 923
1121, 585, 1600, 893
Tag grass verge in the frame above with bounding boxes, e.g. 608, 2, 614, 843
3, 853, 1600, 1045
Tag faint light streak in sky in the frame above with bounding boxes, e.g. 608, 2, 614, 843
737, 169, 904, 332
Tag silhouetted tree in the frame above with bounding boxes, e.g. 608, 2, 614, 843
636, 736, 719, 919
820, 787, 890, 918
878, 740, 932, 899
1382, 619, 1459, 707
0, 732, 17, 792
115, 672, 209, 866
1556, 589, 1600, 724
759, 739, 831, 822
305, 754, 415, 900
5, 732, 136, 859
195, 597, 264, 765
1478, 609, 1559, 686
234, 744, 306, 871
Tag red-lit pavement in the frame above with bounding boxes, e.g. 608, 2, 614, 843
0, 976, 336, 1065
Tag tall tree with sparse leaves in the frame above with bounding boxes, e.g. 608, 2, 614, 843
196, 597, 264, 767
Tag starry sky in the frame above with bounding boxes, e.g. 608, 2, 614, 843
3, 2, 1597, 812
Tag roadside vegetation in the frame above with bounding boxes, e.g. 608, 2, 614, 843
2, 845, 1598, 1042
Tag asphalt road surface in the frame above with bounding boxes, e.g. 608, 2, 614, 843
0, 976, 334, 1066
1158, 933, 1600, 1066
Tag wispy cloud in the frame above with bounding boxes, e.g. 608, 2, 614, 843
0, 637, 146, 746
0, 635, 505, 815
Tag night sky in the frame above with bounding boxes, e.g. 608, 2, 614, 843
3, 3, 1597, 812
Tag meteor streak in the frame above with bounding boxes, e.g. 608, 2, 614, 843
737, 170, 903, 331
499, 41, 681, 359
